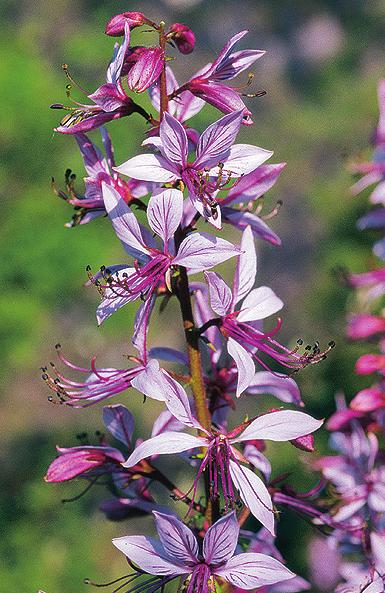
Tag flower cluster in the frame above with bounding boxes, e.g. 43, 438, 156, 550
39, 7, 384, 593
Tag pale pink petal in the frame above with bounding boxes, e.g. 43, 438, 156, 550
147, 188, 183, 244
204, 271, 233, 316
246, 372, 303, 406
160, 112, 188, 166
173, 232, 241, 271
112, 535, 188, 576
233, 226, 257, 305
203, 511, 239, 565
211, 144, 273, 176
214, 552, 295, 589
103, 404, 134, 446
114, 153, 178, 182
233, 410, 323, 443
123, 431, 205, 468
237, 286, 283, 322
194, 111, 244, 169
153, 512, 199, 565
227, 338, 255, 397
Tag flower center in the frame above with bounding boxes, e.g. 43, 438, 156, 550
186, 563, 215, 593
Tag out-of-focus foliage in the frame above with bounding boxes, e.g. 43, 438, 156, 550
2, 1, 385, 591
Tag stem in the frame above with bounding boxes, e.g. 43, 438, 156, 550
158, 22, 168, 118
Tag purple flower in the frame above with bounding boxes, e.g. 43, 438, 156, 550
203, 227, 331, 396
122, 365, 322, 534
167, 23, 195, 54
105, 11, 152, 36
124, 46, 164, 93
115, 110, 272, 227
53, 128, 151, 226
112, 511, 295, 592
94, 184, 241, 324
184, 30, 266, 124
53, 24, 135, 134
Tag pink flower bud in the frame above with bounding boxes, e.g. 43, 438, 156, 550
290, 434, 315, 452
125, 47, 164, 93
350, 385, 385, 411
105, 12, 149, 36
355, 353, 385, 375
347, 314, 385, 340
168, 23, 195, 54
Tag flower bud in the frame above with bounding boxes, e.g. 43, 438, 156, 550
105, 12, 149, 36
290, 434, 315, 452
168, 23, 195, 54
125, 47, 164, 93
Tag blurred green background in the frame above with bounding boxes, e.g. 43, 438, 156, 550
1, 0, 385, 591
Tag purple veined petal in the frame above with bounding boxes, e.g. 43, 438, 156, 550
194, 110, 244, 169
188, 189, 223, 229
122, 431, 206, 468
229, 460, 275, 534
102, 184, 150, 258
370, 180, 385, 205
202, 30, 249, 79
224, 163, 286, 205
212, 49, 266, 81
204, 271, 233, 316
237, 286, 283, 322
96, 284, 135, 325
88, 83, 128, 112
103, 404, 135, 446
222, 208, 281, 246
233, 410, 323, 444
131, 359, 203, 430
151, 410, 185, 437
174, 90, 205, 123
148, 347, 189, 367
112, 535, 189, 576
114, 153, 179, 183
173, 232, 241, 272
233, 225, 257, 306
160, 112, 188, 166
153, 512, 199, 566
203, 511, 239, 566
188, 81, 252, 123
243, 444, 272, 480
142, 136, 164, 150
212, 144, 273, 177
74, 133, 108, 177
147, 188, 184, 245
132, 295, 156, 361
227, 338, 255, 398
363, 579, 385, 593
193, 285, 223, 362
106, 23, 130, 84
214, 552, 295, 589
246, 372, 302, 406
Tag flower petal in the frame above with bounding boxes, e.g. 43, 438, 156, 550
103, 404, 134, 446
147, 188, 183, 245
112, 535, 188, 576
229, 460, 275, 534
123, 431, 205, 468
211, 144, 273, 177
214, 552, 295, 589
195, 111, 244, 169
160, 113, 188, 166
246, 371, 303, 406
233, 410, 323, 443
233, 225, 257, 305
222, 207, 281, 246
114, 153, 178, 183
204, 271, 233, 316
237, 286, 283, 322
173, 232, 240, 271
227, 338, 255, 397
203, 511, 239, 565
153, 512, 199, 565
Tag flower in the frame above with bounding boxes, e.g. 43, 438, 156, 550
124, 46, 165, 93
105, 11, 153, 36
52, 24, 135, 134
112, 511, 296, 592
115, 110, 273, 227
94, 184, 241, 324
53, 128, 152, 226
184, 30, 266, 123
347, 314, 385, 340
167, 23, 195, 54
203, 227, 332, 396
122, 364, 323, 534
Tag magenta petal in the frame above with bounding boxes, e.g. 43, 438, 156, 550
203, 30, 249, 79
103, 404, 134, 446
45, 446, 124, 482
153, 512, 199, 565
127, 47, 164, 93
214, 552, 295, 589
188, 81, 251, 121
89, 83, 127, 112
213, 49, 265, 81
229, 460, 275, 534
123, 431, 205, 468
112, 535, 188, 576
204, 271, 233, 316
224, 163, 286, 204
147, 188, 183, 245
203, 511, 239, 565
74, 133, 108, 177
194, 110, 244, 169
160, 113, 188, 166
